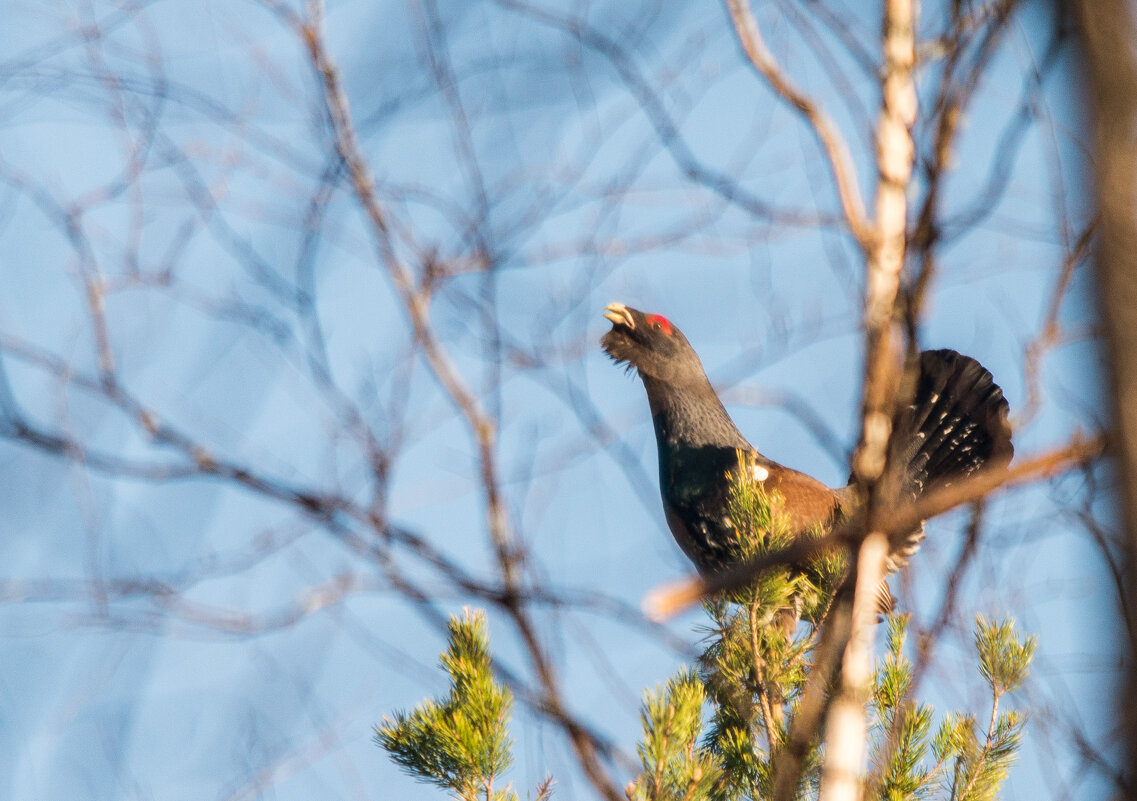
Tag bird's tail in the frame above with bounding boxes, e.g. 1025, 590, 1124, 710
897, 349, 1014, 500
878, 349, 1012, 574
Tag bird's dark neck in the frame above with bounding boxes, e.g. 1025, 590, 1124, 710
641, 374, 750, 450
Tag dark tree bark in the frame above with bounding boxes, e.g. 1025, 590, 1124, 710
1075, 0, 1137, 792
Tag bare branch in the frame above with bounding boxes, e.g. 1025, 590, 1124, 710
724, 0, 872, 246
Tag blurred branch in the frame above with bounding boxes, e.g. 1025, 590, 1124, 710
906, 0, 1020, 328
814, 0, 919, 797
724, 0, 872, 246
495, 0, 841, 230
941, 8, 1072, 241
1017, 219, 1097, 428
298, 0, 515, 570
1074, 0, 1137, 787
278, 9, 629, 796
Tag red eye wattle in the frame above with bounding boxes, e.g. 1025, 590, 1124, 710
646, 314, 673, 335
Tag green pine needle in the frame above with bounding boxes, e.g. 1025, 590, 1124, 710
375, 610, 521, 801
975, 616, 1037, 695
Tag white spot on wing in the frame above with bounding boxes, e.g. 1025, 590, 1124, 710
750, 464, 769, 481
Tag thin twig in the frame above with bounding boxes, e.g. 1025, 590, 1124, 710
749, 602, 781, 747
724, 0, 872, 246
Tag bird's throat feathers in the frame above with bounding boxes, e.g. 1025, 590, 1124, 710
642, 374, 750, 450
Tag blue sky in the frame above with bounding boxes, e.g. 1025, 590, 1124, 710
0, 1, 1118, 799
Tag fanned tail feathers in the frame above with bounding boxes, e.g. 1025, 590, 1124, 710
901, 349, 1013, 499
886, 349, 1013, 573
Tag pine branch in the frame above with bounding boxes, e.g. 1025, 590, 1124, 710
626, 671, 722, 801
375, 609, 543, 801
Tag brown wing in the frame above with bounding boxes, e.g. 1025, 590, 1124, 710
759, 463, 842, 534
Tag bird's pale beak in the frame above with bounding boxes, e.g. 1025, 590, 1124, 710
603, 302, 635, 330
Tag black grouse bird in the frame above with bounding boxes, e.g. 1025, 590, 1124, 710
601, 302, 1013, 584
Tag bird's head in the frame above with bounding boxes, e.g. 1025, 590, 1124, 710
601, 303, 704, 383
